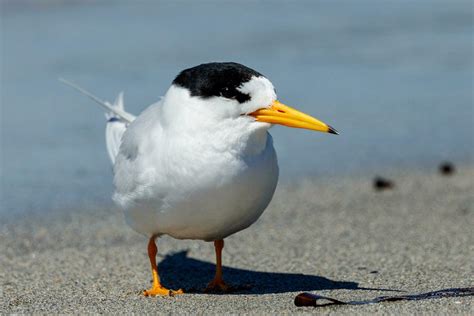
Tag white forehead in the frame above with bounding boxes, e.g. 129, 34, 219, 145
238, 76, 277, 113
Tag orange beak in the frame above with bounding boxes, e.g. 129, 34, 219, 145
249, 100, 338, 134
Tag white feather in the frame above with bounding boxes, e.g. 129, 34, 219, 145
59, 78, 135, 123
105, 93, 129, 164
60, 78, 136, 164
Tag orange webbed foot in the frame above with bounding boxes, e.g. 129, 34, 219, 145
144, 285, 184, 297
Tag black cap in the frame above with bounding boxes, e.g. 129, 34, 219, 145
173, 62, 264, 103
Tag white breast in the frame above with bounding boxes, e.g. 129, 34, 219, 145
112, 101, 279, 241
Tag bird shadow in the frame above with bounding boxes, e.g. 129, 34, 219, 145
158, 251, 398, 295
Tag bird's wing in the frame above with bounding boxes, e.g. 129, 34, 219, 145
60, 78, 136, 123
111, 100, 166, 209
60, 78, 136, 164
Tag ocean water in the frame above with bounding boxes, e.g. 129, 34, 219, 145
1, 0, 473, 216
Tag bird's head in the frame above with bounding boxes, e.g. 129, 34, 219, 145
162, 62, 338, 135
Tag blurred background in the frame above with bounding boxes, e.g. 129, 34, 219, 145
1, 0, 473, 217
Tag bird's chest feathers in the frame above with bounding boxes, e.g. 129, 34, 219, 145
159, 123, 271, 188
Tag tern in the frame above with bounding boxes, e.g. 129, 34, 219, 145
62, 62, 337, 296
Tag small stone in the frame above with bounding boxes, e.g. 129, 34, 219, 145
439, 162, 455, 175
373, 177, 395, 191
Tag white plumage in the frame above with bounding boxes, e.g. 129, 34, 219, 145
62, 62, 336, 295
112, 79, 279, 241
62, 75, 280, 240
105, 92, 132, 164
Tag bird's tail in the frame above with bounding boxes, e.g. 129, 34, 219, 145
104, 93, 130, 164
60, 78, 136, 164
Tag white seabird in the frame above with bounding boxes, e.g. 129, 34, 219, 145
62, 62, 337, 296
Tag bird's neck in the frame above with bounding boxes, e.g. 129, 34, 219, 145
159, 87, 271, 157
183, 117, 270, 158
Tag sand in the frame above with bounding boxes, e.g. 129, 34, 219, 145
1, 166, 473, 314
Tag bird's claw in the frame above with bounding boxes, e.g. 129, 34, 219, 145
204, 279, 231, 293
144, 286, 184, 297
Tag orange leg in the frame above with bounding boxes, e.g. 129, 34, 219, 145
143, 236, 183, 296
205, 239, 230, 292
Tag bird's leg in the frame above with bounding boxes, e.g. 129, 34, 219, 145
205, 239, 230, 292
143, 236, 183, 296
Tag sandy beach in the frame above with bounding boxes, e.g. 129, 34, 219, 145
2, 1, 473, 314
1, 166, 473, 314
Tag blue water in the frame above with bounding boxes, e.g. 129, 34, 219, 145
1, 0, 473, 216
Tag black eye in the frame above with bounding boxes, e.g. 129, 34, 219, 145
221, 87, 234, 99
219, 86, 251, 102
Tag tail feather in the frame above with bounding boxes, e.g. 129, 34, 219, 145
60, 78, 135, 123
105, 100, 128, 164
60, 78, 135, 164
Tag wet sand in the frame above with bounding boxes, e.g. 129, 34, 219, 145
1, 166, 473, 314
